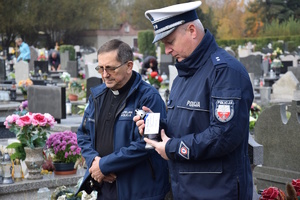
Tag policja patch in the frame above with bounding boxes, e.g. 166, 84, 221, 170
178, 141, 189, 160
215, 100, 234, 122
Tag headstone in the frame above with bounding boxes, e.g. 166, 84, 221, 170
27, 85, 66, 122
14, 61, 29, 85
240, 54, 263, 78
225, 47, 236, 57
253, 100, 300, 191
271, 71, 299, 103
248, 134, 263, 166
238, 46, 251, 58
280, 60, 292, 74
168, 65, 178, 91
34, 60, 49, 74
60, 51, 69, 70
261, 60, 269, 76
160, 54, 173, 78
259, 87, 271, 105
281, 54, 300, 67
288, 67, 300, 82
84, 52, 97, 64
66, 61, 77, 78
0, 59, 6, 83
29, 47, 38, 71
86, 77, 102, 102
133, 60, 140, 73
85, 63, 101, 79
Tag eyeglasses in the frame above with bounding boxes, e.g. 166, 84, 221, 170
95, 61, 128, 74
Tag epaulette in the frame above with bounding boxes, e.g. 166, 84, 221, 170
211, 52, 227, 67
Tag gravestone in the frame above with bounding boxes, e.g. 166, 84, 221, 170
27, 85, 66, 122
271, 71, 299, 103
34, 60, 49, 74
288, 67, 300, 82
225, 47, 236, 58
29, 47, 38, 71
0, 59, 6, 83
66, 61, 78, 78
168, 65, 178, 91
240, 54, 263, 79
86, 77, 102, 102
253, 100, 300, 191
85, 63, 101, 79
280, 60, 292, 74
84, 52, 97, 64
60, 51, 69, 70
133, 60, 140, 73
160, 54, 173, 78
281, 54, 300, 67
261, 60, 269, 76
14, 61, 29, 85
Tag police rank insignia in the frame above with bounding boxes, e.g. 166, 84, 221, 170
179, 141, 189, 160
215, 100, 234, 122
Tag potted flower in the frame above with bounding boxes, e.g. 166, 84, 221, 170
60, 71, 71, 83
147, 71, 163, 90
4, 112, 56, 179
18, 79, 33, 99
46, 130, 82, 175
67, 79, 85, 101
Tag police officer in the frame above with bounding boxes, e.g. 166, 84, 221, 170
134, 1, 254, 199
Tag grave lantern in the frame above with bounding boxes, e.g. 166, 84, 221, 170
2, 152, 14, 184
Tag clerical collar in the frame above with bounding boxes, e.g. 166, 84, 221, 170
110, 73, 136, 96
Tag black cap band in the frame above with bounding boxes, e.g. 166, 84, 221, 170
152, 10, 198, 32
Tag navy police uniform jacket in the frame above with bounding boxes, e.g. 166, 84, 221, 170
165, 30, 254, 199
76, 71, 170, 200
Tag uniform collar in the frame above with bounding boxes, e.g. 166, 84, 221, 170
175, 29, 218, 77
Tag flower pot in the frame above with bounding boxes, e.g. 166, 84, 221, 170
68, 94, 78, 101
53, 162, 76, 175
24, 147, 44, 180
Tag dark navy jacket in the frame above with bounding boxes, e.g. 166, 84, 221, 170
77, 71, 170, 200
164, 30, 254, 199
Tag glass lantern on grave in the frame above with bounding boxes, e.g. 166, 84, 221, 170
2, 152, 14, 184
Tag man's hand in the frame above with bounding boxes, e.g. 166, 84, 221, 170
89, 156, 105, 183
103, 173, 117, 183
144, 129, 170, 160
133, 106, 152, 136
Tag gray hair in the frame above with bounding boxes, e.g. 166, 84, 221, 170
97, 39, 133, 64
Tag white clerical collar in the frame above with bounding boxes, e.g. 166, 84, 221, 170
111, 89, 119, 95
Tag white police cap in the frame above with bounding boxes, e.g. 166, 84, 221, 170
145, 1, 202, 43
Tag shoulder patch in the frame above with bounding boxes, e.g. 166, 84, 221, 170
211, 52, 226, 66
215, 100, 234, 122
178, 141, 190, 160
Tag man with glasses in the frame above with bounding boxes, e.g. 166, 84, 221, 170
76, 39, 170, 200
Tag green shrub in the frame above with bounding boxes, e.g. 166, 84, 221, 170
60, 45, 75, 61
138, 30, 156, 57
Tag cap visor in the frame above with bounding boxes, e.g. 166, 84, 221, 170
152, 28, 176, 43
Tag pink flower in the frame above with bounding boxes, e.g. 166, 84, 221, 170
16, 115, 32, 127
5, 114, 20, 124
44, 113, 56, 127
32, 113, 48, 126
